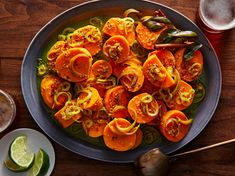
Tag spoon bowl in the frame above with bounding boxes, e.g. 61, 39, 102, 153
135, 148, 169, 176
136, 138, 235, 176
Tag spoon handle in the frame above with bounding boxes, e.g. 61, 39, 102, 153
171, 138, 235, 158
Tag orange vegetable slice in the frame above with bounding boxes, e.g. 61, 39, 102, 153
55, 48, 92, 82
149, 49, 176, 68
143, 54, 175, 88
54, 101, 82, 128
146, 100, 167, 127
174, 48, 203, 82
128, 93, 159, 124
82, 116, 108, 138
68, 25, 102, 55
47, 41, 69, 71
136, 22, 166, 50
77, 87, 103, 111
90, 60, 112, 79
111, 105, 129, 119
109, 51, 142, 77
136, 78, 161, 95
41, 75, 71, 109
131, 128, 143, 149
47, 41, 69, 61
118, 66, 144, 92
102, 17, 135, 46
103, 118, 137, 151
159, 110, 192, 142
103, 35, 130, 63
88, 76, 116, 98
104, 85, 130, 113
166, 80, 195, 110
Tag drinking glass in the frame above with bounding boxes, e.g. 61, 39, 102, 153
198, 0, 235, 33
196, 0, 235, 55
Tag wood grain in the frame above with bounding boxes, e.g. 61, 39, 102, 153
0, 0, 235, 176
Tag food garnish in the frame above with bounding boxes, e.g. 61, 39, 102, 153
38, 8, 204, 151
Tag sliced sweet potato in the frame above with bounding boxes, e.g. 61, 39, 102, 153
47, 41, 69, 71
136, 78, 161, 95
166, 80, 195, 110
81, 116, 108, 138
104, 85, 130, 113
41, 75, 71, 109
159, 110, 192, 142
146, 100, 167, 127
136, 22, 166, 50
47, 41, 69, 61
149, 49, 176, 68
103, 118, 137, 151
103, 35, 130, 63
54, 101, 82, 128
55, 48, 92, 82
131, 128, 143, 149
102, 17, 135, 46
90, 60, 112, 79
78, 87, 103, 111
128, 93, 159, 124
111, 105, 129, 119
68, 25, 102, 55
143, 54, 175, 88
174, 48, 203, 82
119, 66, 144, 92
88, 76, 116, 98
109, 52, 142, 77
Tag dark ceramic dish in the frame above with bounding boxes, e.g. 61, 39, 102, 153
21, 0, 221, 163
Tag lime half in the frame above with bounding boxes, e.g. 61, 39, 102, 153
9, 135, 35, 168
4, 159, 28, 172
29, 148, 50, 176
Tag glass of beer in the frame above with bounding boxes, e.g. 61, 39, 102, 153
196, 0, 235, 55
198, 0, 235, 33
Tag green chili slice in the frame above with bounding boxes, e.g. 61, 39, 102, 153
150, 16, 172, 24
61, 101, 81, 120
142, 126, 161, 145
192, 81, 206, 103
62, 27, 75, 35
143, 20, 164, 31
77, 89, 93, 105
145, 102, 159, 117
58, 82, 71, 92
54, 91, 72, 106
37, 64, 47, 76
58, 34, 66, 41
123, 8, 140, 18
156, 28, 178, 44
169, 30, 197, 37
89, 17, 103, 29
184, 42, 203, 61
141, 94, 153, 104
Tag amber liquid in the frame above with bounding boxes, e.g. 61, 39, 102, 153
196, 12, 224, 56
196, 0, 235, 57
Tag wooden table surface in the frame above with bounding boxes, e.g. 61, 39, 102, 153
1, 0, 235, 175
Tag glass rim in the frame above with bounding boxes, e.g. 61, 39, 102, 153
199, 0, 235, 31
0, 90, 16, 132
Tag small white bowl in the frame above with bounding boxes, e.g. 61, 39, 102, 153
0, 90, 16, 132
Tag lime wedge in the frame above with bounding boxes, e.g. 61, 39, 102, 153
9, 135, 35, 168
4, 159, 28, 172
29, 148, 50, 176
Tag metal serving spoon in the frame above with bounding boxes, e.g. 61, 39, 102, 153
135, 138, 235, 176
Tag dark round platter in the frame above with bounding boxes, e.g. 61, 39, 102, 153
21, 0, 221, 163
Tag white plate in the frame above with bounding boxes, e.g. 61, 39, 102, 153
0, 128, 55, 176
